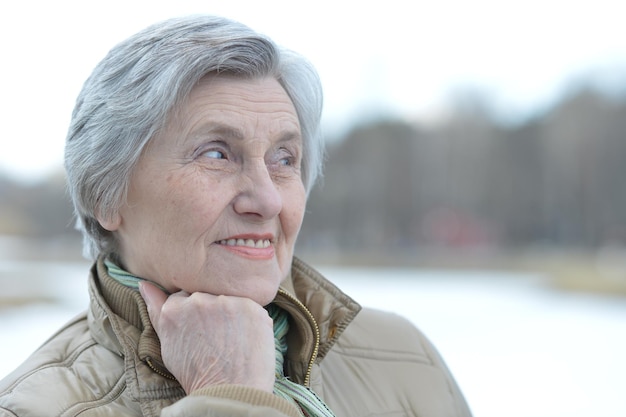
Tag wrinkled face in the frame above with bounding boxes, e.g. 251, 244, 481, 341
98, 75, 306, 306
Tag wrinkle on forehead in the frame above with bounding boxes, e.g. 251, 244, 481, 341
167, 75, 301, 147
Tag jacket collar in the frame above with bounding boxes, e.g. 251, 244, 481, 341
88, 256, 361, 385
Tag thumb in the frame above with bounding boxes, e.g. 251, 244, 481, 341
139, 281, 168, 329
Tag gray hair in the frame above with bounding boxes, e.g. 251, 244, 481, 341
64, 15, 324, 260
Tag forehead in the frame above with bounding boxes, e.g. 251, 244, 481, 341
156, 75, 302, 149
184, 75, 298, 118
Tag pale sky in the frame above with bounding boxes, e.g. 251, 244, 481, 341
1, 0, 625, 182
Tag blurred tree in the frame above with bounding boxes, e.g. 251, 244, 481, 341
300, 81, 626, 253
2, 79, 626, 257
0, 171, 76, 237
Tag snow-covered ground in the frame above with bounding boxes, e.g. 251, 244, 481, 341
1, 261, 625, 417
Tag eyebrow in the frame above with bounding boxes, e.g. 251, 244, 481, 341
196, 123, 245, 141
191, 122, 302, 144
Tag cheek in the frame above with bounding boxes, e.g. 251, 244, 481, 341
168, 191, 225, 231
283, 187, 307, 238
164, 172, 228, 219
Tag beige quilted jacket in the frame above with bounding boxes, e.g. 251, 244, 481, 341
0, 257, 472, 417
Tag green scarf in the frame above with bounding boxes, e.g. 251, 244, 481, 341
105, 260, 336, 417
267, 303, 336, 417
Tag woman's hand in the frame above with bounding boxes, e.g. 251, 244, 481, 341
139, 282, 276, 394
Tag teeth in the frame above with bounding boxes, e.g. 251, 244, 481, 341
219, 239, 271, 248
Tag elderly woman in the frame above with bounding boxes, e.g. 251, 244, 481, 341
0, 15, 471, 417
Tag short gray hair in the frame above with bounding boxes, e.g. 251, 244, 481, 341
64, 15, 324, 260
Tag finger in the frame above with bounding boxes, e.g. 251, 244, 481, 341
139, 281, 168, 328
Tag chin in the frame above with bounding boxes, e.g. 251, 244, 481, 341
236, 264, 286, 305
248, 286, 280, 307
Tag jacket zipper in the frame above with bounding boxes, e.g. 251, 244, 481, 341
146, 357, 177, 381
277, 288, 320, 387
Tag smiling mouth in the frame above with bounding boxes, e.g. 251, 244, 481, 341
217, 238, 272, 249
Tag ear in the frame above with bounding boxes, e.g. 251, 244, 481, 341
96, 209, 122, 232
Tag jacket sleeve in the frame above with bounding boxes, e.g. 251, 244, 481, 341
320, 307, 473, 417
414, 325, 473, 417
161, 385, 301, 417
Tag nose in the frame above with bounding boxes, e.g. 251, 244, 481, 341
232, 160, 282, 219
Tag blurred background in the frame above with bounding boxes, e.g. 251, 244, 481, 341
1, 1, 626, 416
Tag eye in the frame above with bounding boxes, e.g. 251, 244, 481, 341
272, 147, 297, 167
203, 149, 226, 160
279, 155, 293, 166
